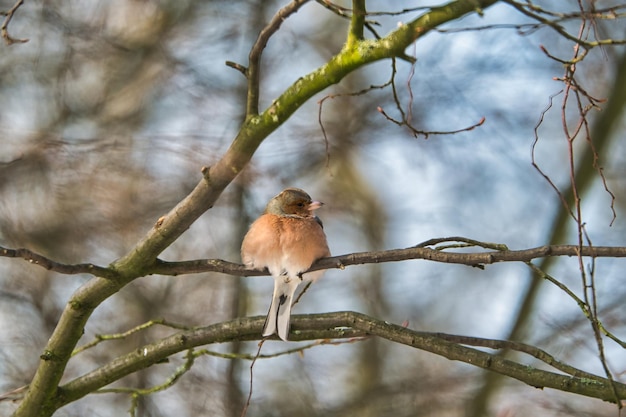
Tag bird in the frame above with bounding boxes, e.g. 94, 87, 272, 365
241, 188, 331, 341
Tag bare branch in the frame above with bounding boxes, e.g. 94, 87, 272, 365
225, 60, 248, 76
431, 333, 603, 380
317, 74, 394, 166
1, 0, 28, 45
502, 0, 626, 49
0, 246, 117, 279
4, 242, 626, 278
246, 0, 311, 115
378, 105, 486, 138
147, 243, 626, 277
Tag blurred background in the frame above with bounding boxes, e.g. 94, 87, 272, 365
0, 0, 625, 416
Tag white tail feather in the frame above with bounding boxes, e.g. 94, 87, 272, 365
263, 276, 300, 341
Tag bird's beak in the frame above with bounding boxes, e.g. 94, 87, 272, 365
308, 201, 324, 211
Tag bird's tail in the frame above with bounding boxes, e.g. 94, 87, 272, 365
263, 276, 300, 341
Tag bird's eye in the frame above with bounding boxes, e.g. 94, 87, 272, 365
296, 202, 305, 207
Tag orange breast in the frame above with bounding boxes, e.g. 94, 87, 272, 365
241, 214, 330, 277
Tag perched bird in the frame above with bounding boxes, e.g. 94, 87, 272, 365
241, 188, 331, 341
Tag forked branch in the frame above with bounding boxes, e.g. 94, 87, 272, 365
54, 312, 626, 408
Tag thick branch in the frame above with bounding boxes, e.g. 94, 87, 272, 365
57, 312, 626, 408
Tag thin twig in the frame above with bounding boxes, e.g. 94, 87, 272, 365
317, 76, 393, 168
526, 3, 623, 405
378, 105, 486, 138
502, 0, 626, 48
73, 319, 194, 356
240, 339, 265, 417
96, 349, 197, 417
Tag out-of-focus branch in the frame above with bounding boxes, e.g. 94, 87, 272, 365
1, 0, 28, 45
245, 0, 311, 116
502, 0, 626, 49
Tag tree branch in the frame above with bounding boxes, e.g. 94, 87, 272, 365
346, 0, 366, 47
56, 312, 626, 409
1, 0, 28, 45
150, 244, 626, 276
246, 0, 311, 116
502, 0, 626, 48
3, 243, 626, 278
0, 247, 117, 279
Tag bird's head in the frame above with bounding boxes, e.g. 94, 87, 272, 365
265, 188, 324, 218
